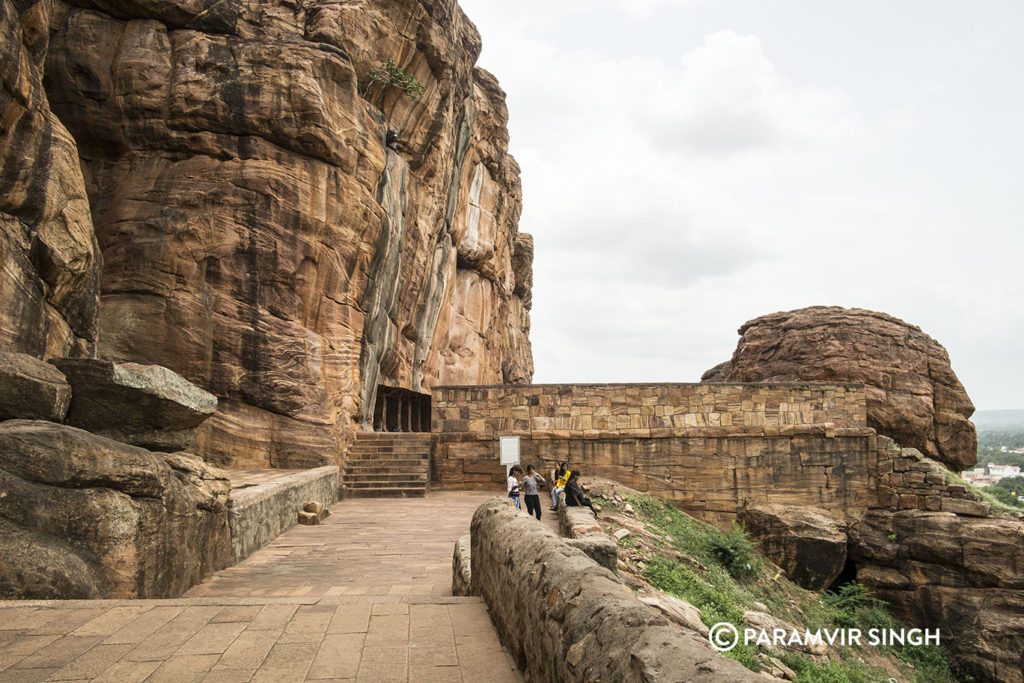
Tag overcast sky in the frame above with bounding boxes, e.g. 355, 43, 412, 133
459, 0, 1023, 411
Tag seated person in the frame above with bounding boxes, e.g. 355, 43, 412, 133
563, 470, 597, 517
550, 462, 570, 510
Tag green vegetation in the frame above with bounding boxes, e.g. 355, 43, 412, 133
977, 445, 1024, 469
981, 486, 1024, 508
993, 475, 1024, 495
779, 653, 880, 683
821, 584, 954, 682
617, 493, 955, 682
936, 463, 1022, 517
359, 58, 425, 101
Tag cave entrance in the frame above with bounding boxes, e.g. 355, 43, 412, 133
372, 385, 431, 432
826, 557, 860, 592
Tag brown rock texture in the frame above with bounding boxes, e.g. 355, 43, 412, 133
36, 0, 532, 467
703, 306, 977, 471
55, 357, 217, 452
0, 0, 100, 359
0, 420, 230, 598
0, 350, 70, 421
740, 503, 848, 590
849, 509, 1024, 683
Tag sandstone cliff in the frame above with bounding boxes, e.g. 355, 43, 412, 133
0, 0, 100, 359
0, 0, 532, 467
703, 306, 976, 471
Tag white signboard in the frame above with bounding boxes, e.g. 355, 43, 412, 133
499, 436, 520, 466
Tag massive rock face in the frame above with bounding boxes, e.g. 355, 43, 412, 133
850, 510, 1024, 683
25, 0, 532, 467
0, 0, 100, 359
703, 306, 976, 471
0, 420, 230, 598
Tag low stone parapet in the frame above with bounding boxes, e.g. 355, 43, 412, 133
228, 466, 338, 563
558, 503, 618, 573
470, 498, 766, 681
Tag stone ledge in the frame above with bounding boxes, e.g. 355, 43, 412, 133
228, 466, 338, 564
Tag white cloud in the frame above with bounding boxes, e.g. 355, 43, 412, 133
460, 0, 1024, 409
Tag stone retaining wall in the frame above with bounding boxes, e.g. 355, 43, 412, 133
228, 466, 338, 563
875, 437, 991, 515
432, 383, 875, 524
435, 382, 866, 437
469, 498, 765, 682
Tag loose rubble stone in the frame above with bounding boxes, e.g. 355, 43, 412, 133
637, 590, 709, 636
451, 534, 472, 596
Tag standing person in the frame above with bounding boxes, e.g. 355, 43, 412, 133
550, 462, 570, 511
507, 465, 523, 510
521, 465, 546, 520
564, 470, 597, 517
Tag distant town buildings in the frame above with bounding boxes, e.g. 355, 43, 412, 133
961, 463, 1022, 489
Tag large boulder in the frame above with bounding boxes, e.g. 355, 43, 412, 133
0, 351, 71, 421
740, 503, 847, 590
849, 509, 1024, 683
704, 307, 977, 471
0, 419, 230, 598
53, 358, 217, 452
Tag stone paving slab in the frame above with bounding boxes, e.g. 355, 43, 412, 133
0, 491, 524, 682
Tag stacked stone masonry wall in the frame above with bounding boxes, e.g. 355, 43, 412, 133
875, 437, 991, 516
434, 383, 867, 438
433, 383, 875, 524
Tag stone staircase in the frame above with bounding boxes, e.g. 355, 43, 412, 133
341, 432, 432, 498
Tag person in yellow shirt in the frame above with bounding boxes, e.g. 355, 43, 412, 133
549, 462, 570, 510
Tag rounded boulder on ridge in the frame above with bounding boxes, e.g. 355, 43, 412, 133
703, 306, 977, 471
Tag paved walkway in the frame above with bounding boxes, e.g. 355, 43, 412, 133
0, 491, 528, 682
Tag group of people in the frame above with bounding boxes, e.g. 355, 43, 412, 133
506, 461, 597, 520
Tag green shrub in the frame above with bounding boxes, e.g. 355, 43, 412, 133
823, 583, 884, 628
981, 485, 1024, 509
706, 524, 757, 580
359, 58, 425, 101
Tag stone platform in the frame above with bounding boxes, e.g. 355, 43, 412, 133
0, 491, 520, 682
228, 467, 339, 565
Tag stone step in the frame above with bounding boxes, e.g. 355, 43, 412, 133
347, 448, 431, 456
343, 470, 427, 480
354, 436, 430, 446
348, 450, 428, 462
344, 479, 427, 489
344, 464, 428, 475
343, 487, 427, 498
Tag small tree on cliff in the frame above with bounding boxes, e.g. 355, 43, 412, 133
359, 58, 426, 101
